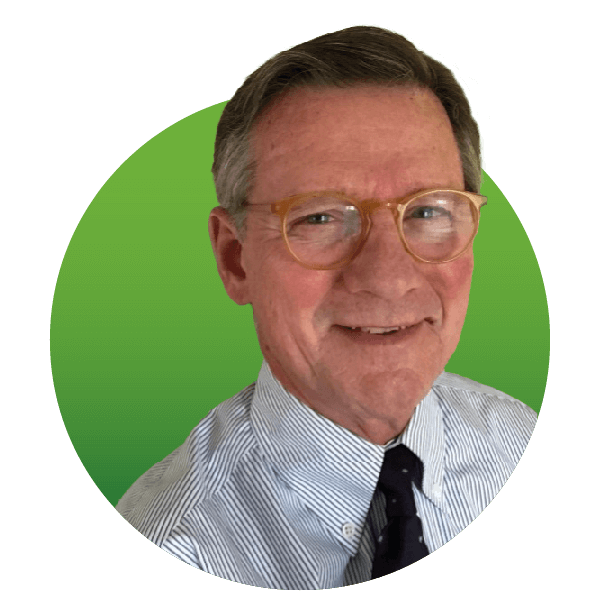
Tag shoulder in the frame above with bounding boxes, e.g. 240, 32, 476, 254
116, 384, 256, 545
433, 371, 537, 420
435, 371, 520, 398
432, 372, 537, 455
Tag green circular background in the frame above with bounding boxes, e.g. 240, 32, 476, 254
50, 102, 549, 507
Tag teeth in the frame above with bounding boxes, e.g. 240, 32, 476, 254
358, 326, 400, 334
363, 327, 395, 334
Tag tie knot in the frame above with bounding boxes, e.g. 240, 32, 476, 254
378, 444, 424, 498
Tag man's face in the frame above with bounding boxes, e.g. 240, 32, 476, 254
215, 86, 473, 444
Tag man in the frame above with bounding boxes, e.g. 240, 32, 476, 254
117, 26, 536, 589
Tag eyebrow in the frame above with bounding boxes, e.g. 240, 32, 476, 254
280, 182, 460, 201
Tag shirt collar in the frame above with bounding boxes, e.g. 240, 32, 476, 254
400, 381, 446, 510
250, 361, 447, 551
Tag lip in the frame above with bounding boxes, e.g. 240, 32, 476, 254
332, 320, 433, 345
336, 317, 434, 329
335, 317, 435, 330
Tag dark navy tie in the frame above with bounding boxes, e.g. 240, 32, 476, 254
370, 444, 429, 579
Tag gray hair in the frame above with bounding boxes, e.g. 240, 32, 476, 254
212, 26, 481, 232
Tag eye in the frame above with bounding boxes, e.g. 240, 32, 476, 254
288, 210, 342, 230
408, 206, 451, 220
305, 213, 334, 225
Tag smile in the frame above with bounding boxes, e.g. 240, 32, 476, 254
343, 326, 405, 335
334, 319, 434, 344
342, 325, 407, 335
338, 318, 435, 335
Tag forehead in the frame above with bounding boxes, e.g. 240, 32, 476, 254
250, 86, 463, 203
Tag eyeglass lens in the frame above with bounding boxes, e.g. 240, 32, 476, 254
284, 191, 476, 267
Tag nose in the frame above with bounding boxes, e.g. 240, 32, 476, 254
341, 210, 424, 298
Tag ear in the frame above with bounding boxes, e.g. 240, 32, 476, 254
208, 207, 250, 305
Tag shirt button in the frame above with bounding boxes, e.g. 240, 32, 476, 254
432, 483, 442, 499
342, 523, 355, 539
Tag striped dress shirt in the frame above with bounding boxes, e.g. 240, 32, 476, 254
117, 361, 537, 589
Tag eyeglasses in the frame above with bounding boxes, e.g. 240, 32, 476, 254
247, 189, 487, 270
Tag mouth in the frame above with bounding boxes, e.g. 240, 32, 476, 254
337, 318, 435, 333
333, 319, 435, 344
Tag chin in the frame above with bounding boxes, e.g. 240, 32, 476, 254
366, 368, 428, 397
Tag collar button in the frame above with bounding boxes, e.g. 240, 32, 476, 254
342, 522, 355, 539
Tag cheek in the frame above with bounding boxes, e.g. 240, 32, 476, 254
284, 271, 332, 314
445, 260, 473, 363
422, 252, 473, 325
248, 253, 334, 333
444, 254, 474, 304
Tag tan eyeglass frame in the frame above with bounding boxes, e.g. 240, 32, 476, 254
248, 189, 487, 270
